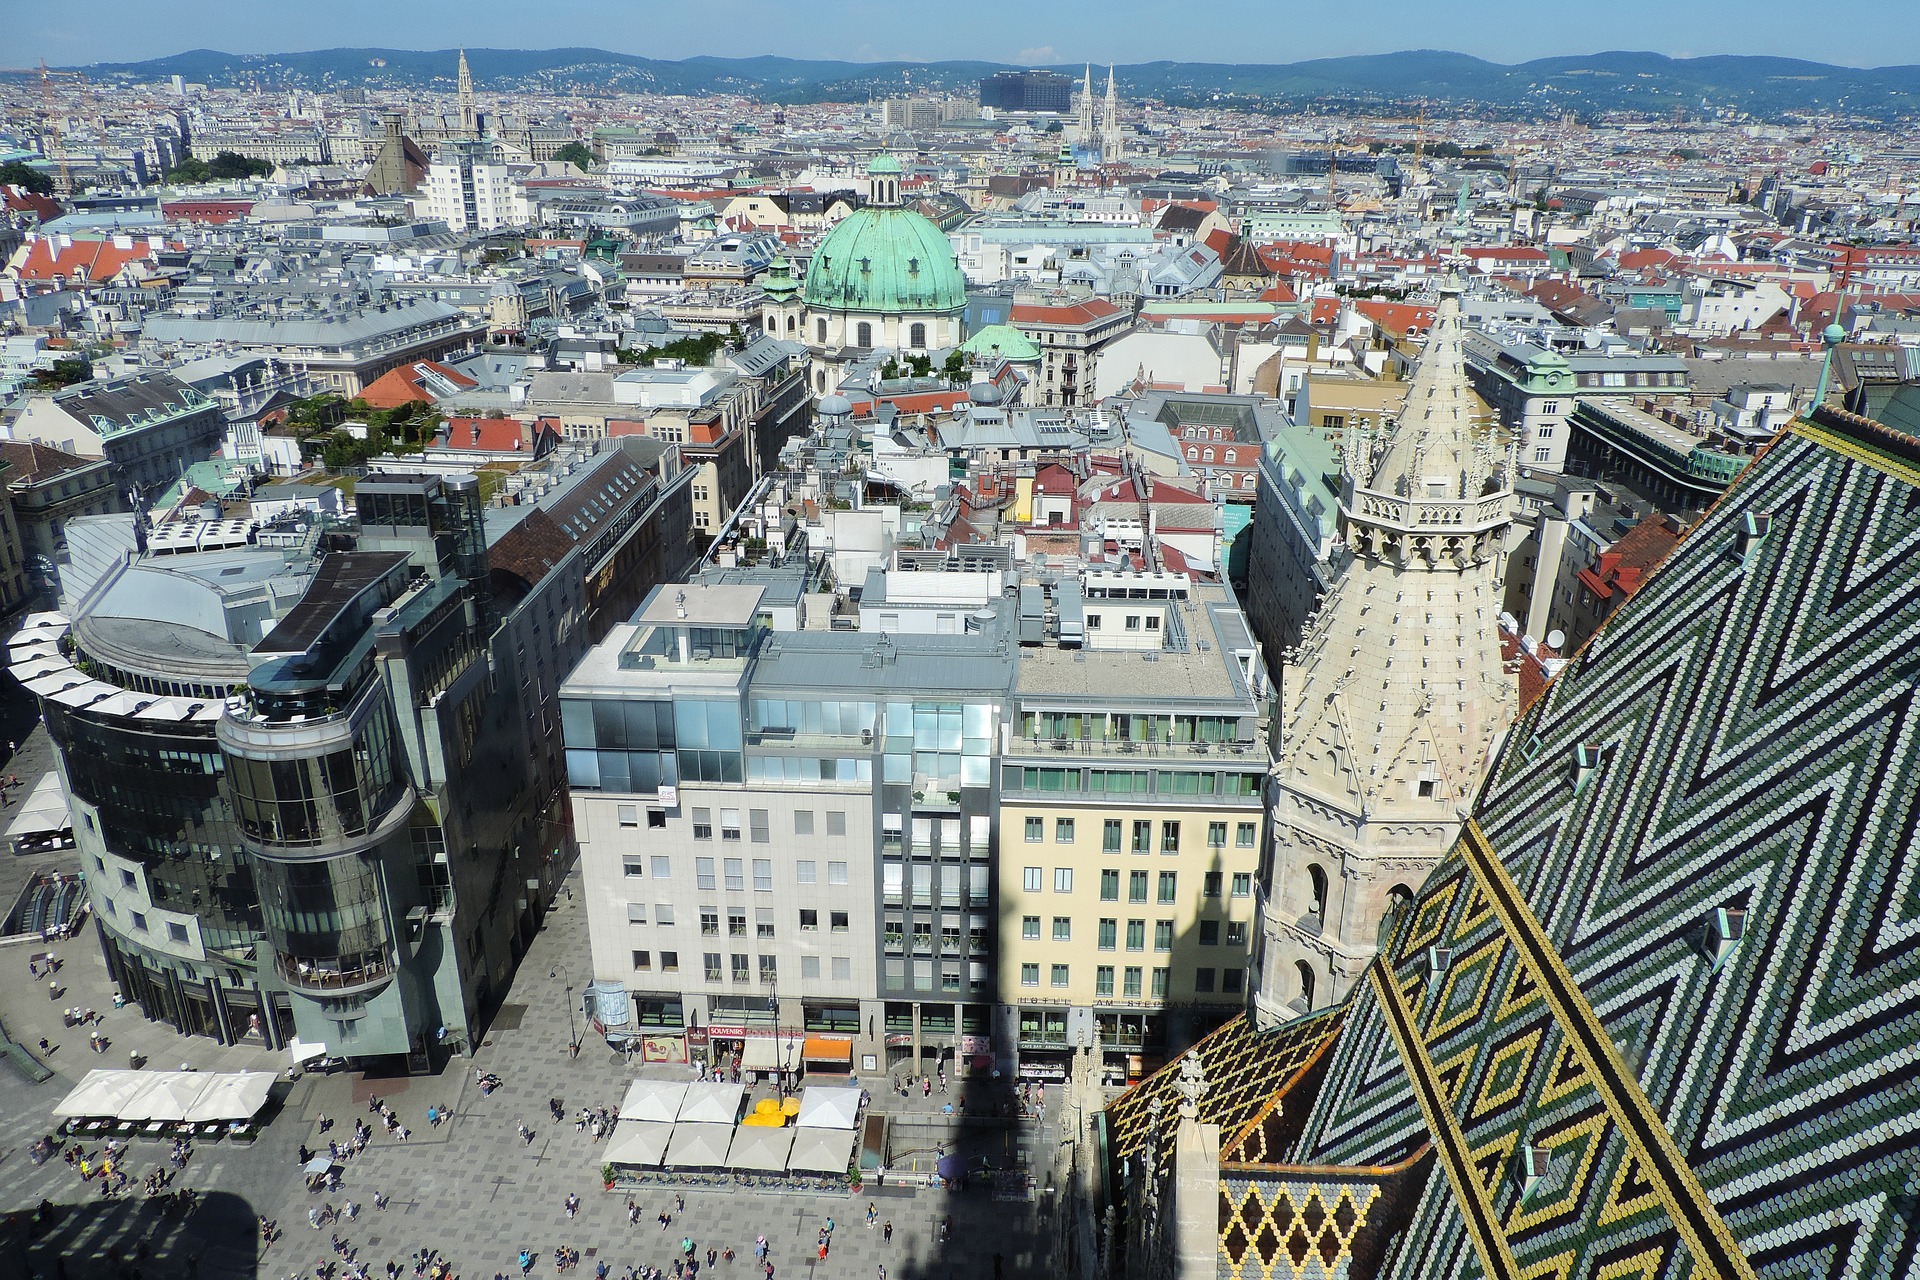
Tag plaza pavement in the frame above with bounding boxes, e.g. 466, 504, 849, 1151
0, 722, 1061, 1280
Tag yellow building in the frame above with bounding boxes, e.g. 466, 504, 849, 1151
995, 578, 1269, 1084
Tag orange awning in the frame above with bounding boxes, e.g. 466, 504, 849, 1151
802, 1036, 853, 1062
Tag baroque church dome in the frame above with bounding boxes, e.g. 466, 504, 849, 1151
802, 156, 967, 316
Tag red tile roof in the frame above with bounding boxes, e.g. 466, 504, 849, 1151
1, 185, 62, 222
357, 360, 479, 410
1352, 300, 1436, 337
1011, 297, 1125, 327
442, 416, 529, 452
8, 235, 164, 284
1574, 518, 1682, 608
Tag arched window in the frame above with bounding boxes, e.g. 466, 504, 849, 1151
816, 317, 827, 343
910, 322, 926, 348
856, 321, 872, 347
1223, 449, 1236, 465
1244, 473, 1257, 488
1203, 447, 1216, 463
787, 315, 796, 333
1307, 864, 1328, 922
1386, 884, 1414, 914
1296, 961, 1316, 1009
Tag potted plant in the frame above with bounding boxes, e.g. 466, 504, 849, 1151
601, 1162, 617, 1191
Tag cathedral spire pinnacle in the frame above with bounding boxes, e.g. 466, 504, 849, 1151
457, 49, 477, 138
1355, 280, 1495, 504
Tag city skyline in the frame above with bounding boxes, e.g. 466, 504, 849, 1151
15, 0, 1920, 71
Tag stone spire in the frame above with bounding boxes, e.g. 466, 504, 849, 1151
1250, 279, 1517, 1028
1077, 64, 1096, 149
1102, 65, 1120, 163
457, 49, 477, 138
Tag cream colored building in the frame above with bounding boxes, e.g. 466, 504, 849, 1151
1251, 284, 1518, 1027
996, 579, 1270, 1082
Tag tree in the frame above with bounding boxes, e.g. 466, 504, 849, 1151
942, 351, 966, 381
0, 161, 53, 196
205, 151, 272, 180
30, 358, 92, 390
552, 141, 595, 171
166, 156, 211, 184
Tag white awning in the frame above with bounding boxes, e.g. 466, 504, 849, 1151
182, 1072, 275, 1123
725, 1125, 794, 1172
47, 680, 119, 708
51, 1069, 154, 1119
674, 1081, 745, 1125
618, 1078, 686, 1125
787, 1127, 857, 1174
603, 1119, 674, 1167
5, 773, 71, 842
663, 1121, 733, 1169
119, 1072, 217, 1122
740, 1031, 803, 1072
795, 1085, 864, 1130
8, 656, 67, 681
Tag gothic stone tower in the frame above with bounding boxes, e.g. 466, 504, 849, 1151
1251, 284, 1517, 1027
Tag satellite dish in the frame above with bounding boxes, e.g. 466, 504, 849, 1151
1580, 330, 1601, 350
1546, 629, 1566, 650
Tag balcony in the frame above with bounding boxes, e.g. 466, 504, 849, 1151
275, 951, 394, 996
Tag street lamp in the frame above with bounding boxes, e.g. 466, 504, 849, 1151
764, 974, 790, 1099
551, 965, 578, 1056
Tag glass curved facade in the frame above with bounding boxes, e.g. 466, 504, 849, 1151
227, 699, 405, 851
47, 703, 259, 951
254, 852, 392, 990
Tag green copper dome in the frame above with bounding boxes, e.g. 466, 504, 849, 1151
803, 205, 967, 316
958, 324, 1040, 362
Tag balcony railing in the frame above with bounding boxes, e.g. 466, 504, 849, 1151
276, 952, 393, 994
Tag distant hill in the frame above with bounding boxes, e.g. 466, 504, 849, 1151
36, 47, 1920, 118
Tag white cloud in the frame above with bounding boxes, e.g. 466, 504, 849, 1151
1014, 46, 1058, 65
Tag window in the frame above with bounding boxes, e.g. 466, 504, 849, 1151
1132, 820, 1152, 854
1126, 919, 1145, 952
1198, 920, 1219, 946
802, 956, 821, 980
693, 808, 713, 840
1236, 822, 1256, 848
1540, 400, 1560, 415
1207, 822, 1227, 849
1025, 867, 1044, 893
700, 909, 720, 936
828, 861, 849, 885
704, 953, 723, 981
623, 856, 647, 878
1100, 870, 1120, 901
817, 317, 828, 343
1125, 615, 1142, 631
830, 911, 849, 933
759, 955, 777, 984
1025, 816, 1044, 843
1154, 920, 1174, 952
800, 909, 819, 931
660, 951, 679, 973
1535, 425, 1555, 440
725, 859, 745, 891
832, 957, 851, 981
1056, 818, 1075, 843
1223, 968, 1244, 994
1129, 870, 1148, 903
1123, 967, 1143, 998
1054, 868, 1073, 894
1023, 916, 1041, 941
627, 903, 648, 924
756, 908, 774, 939
1158, 872, 1177, 904
910, 322, 927, 348
1103, 819, 1122, 852
827, 810, 847, 836
1021, 963, 1040, 988
857, 321, 872, 347
1194, 968, 1216, 993
1204, 871, 1223, 898
750, 809, 770, 843
649, 809, 667, 829
721, 809, 741, 841
696, 857, 717, 890
1096, 966, 1115, 997
631, 950, 651, 970
121, 869, 137, 889
1225, 921, 1247, 947
655, 904, 675, 926
794, 810, 814, 835
731, 954, 750, 982
1152, 967, 1169, 998
728, 908, 747, 937
1231, 873, 1252, 898
1161, 821, 1181, 854
1051, 964, 1070, 988
796, 860, 816, 885
167, 921, 189, 944
1535, 446, 1552, 462
618, 804, 639, 828
1098, 918, 1117, 950
1053, 917, 1072, 942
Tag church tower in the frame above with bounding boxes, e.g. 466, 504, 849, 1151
1076, 64, 1096, 149
457, 49, 478, 139
1101, 65, 1120, 164
1250, 282, 1517, 1027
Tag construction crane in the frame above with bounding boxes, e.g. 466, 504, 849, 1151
0, 59, 88, 195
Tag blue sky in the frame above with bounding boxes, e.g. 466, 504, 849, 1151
16, 0, 1919, 68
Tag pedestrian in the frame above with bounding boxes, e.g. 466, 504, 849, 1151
520, 1124, 535, 1145
883, 1222, 893, 1244
374, 1190, 388, 1211
877, 1267, 885, 1280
